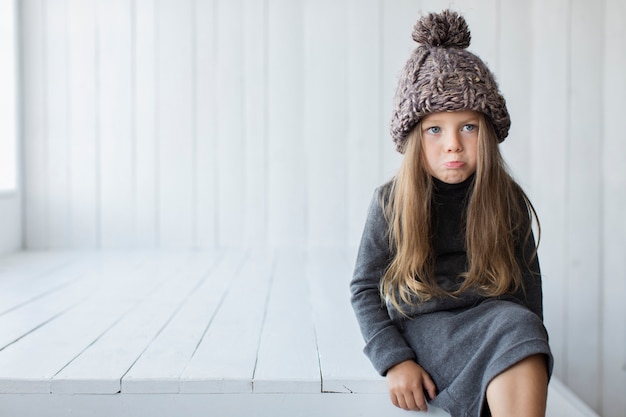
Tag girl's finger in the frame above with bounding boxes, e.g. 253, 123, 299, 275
423, 373, 438, 400
411, 391, 428, 412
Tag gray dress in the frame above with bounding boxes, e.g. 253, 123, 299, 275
350, 176, 553, 417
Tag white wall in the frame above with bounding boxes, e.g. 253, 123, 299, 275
17, 0, 626, 415
0, 0, 22, 255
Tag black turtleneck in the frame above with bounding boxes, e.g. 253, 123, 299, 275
431, 175, 474, 292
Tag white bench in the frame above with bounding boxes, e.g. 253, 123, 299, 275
0, 249, 597, 417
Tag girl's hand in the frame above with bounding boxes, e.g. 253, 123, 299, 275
386, 360, 437, 412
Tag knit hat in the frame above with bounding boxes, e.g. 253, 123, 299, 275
390, 10, 511, 153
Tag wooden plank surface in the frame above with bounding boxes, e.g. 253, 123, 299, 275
123, 251, 241, 393
51, 252, 217, 394
179, 250, 273, 393
253, 250, 320, 393
306, 248, 383, 393
0, 252, 158, 392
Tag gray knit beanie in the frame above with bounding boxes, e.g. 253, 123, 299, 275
390, 10, 511, 153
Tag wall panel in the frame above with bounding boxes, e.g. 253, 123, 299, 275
346, 0, 381, 248
602, 1, 626, 415
97, 0, 134, 248
46, 0, 70, 248
498, 1, 532, 183
303, 0, 347, 248
134, 0, 158, 247
266, 0, 305, 247
566, 0, 603, 409
68, 0, 97, 248
21, 0, 47, 248
529, 0, 569, 379
216, 0, 246, 248
156, 0, 195, 247
242, 0, 268, 248
194, 0, 218, 248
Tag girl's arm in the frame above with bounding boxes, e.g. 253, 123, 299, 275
350, 187, 416, 375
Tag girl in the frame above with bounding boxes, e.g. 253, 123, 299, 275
350, 10, 553, 417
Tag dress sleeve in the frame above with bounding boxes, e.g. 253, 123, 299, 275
349, 187, 416, 375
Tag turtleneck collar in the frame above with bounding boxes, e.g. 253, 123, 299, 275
431, 174, 474, 194
432, 174, 475, 200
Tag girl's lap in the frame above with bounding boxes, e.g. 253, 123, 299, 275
400, 300, 552, 416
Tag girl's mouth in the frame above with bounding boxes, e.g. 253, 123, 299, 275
444, 161, 465, 168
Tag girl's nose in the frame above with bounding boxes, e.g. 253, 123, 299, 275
445, 133, 463, 152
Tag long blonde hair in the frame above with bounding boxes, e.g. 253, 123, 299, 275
381, 115, 539, 313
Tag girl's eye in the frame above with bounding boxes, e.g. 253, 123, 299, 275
426, 126, 441, 134
462, 124, 477, 132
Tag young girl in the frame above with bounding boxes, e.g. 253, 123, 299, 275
350, 10, 553, 417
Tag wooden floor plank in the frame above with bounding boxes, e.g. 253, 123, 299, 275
179, 249, 274, 394
0, 252, 84, 315
252, 249, 321, 394
0, 251, 77, 291
51, 252, 218, 394
122, 251, 246, 394
0, 252, 173, 393
306, 248, 385, 394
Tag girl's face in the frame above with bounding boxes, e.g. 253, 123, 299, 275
420, 110, 479, 184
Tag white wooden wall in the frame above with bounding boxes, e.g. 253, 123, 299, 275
17, 0, 626, 415
0, 0, 21, 255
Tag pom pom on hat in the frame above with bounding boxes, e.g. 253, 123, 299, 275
390, 10, 511, 153
412, 9, 471, 49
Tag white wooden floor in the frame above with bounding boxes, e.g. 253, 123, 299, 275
0, 249, 598, 417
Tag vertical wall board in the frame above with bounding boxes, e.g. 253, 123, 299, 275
346, 0, 381, 248
303, 0, 347, 248
267, 0, 306, 247
497, 1, 532, 185
529, 0, 569, 378
602, 1, 626, 415
156, 0, 195, 247
419, 0, 455, 13
565, 0, 603, 410
97, 0, 134, 248
67, 0, 98, 248
134, 0, 158, 247
242, 0, 268, 248
460, 0, 498, 75
380, 0, 420, 180
194, 0, 218, 248
215, 0, 246, 248
20, 0, 48, 248
0, 0, 21, 253
45, 0, 70, 248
